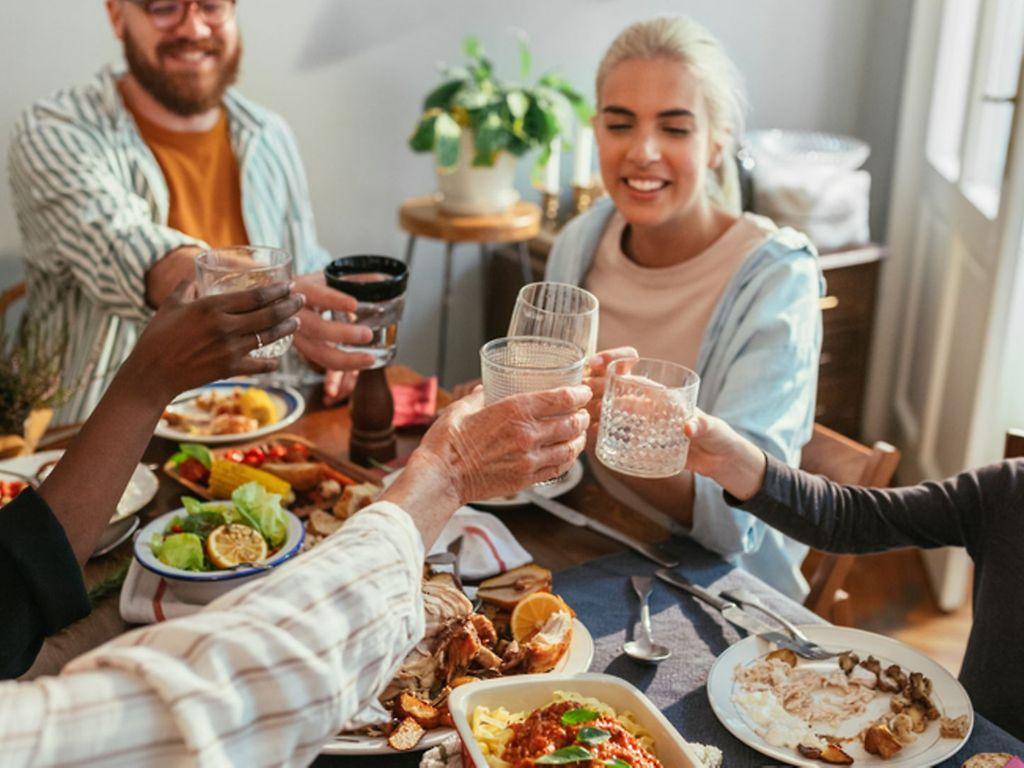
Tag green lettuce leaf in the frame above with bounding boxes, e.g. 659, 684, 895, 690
151, 532, 205, 571
231, 481, 288, 548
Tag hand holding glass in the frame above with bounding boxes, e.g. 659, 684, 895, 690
195, 246, 294, 358
596, 358, 700, 478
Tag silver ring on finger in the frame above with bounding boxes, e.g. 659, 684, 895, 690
255, 332, 264, 350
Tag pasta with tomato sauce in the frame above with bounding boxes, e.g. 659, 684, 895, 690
471, 691, 662, 767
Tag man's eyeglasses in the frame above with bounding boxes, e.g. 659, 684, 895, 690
125, 0, 236, 31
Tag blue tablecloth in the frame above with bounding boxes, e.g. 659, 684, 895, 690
317, 538, 1024, 767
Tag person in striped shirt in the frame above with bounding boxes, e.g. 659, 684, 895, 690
1, 321, 591, 766
8, 0, 374, 426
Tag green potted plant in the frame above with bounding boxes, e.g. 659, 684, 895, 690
0, 316, 66, 459
409, 35, 591, 215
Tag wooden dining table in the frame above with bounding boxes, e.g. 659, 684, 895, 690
22, 365, 667, 680
18, 366, 1024, 767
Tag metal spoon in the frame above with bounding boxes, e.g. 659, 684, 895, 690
623, 575, 671, 664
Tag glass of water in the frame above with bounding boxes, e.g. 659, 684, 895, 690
481, 336, 587, 486
596, 358, 700, 478
508, 282, 600, 361
195, 246, 294, 358
324, 256, 409, 369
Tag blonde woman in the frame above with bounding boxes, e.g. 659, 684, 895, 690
548, 17, 824, 600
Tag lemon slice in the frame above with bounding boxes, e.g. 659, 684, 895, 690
206, 524, 269, 569
510, 592, 571, 643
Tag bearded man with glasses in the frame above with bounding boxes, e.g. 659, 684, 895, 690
9, 0, 373, 423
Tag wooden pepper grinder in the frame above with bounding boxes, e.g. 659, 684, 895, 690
349, 367, 396, 466
324, 255, 408, 467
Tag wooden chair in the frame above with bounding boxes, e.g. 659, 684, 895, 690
800, 423, 901, 624
1005, 429, 1024, 459
0, 281, 25, 318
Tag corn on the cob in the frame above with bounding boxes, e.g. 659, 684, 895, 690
239, 388, 278, 426
209, 459, 292, 500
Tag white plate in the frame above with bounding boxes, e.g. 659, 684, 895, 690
468, 459, 584, 508
0, 450, 158, 528
154, 380, 305, 445
450, 673, 704, 767
707, 624, 973, 767
320, 618, 595, 756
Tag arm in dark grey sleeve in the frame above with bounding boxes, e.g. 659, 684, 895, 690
727, 455, 1023, 556
0, 488, 91, 678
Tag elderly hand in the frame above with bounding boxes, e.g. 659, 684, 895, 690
290, 272, 377, 374
126, 281, 302, 406
583, 346, 638, 445
418, 385, 592, 504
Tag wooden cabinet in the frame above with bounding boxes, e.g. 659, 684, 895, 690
488, 237, 883, 440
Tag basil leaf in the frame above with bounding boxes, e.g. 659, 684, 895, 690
560, 708, 598, 726
174, 443, 212, 469
534, 745, 595, 764
576, 726, 611, 745
604, 760, 632, 768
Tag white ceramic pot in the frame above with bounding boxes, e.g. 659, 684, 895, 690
436, 131, 520, 215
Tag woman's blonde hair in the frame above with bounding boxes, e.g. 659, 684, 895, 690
595, 16, 747, 214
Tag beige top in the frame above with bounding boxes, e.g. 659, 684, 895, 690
585, 212, 777, 368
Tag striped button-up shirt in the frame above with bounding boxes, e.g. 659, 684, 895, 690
8, 66, 330, 425
0, 501, 425, 767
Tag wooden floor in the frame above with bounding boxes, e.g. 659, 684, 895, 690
832, 549, 973, 675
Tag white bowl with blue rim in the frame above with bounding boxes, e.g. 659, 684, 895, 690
133, 507, 305, 604
154, 379, 306, 445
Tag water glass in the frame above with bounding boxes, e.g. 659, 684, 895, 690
195, 246, 294, 358
596, 358, 700, 478
480, 336, 586, 405
325, 256, 408, 369
508, 282, 599, 361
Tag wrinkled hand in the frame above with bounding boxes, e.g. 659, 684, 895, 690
583, 347, 638, 445
416, 385, 592, 503
450, 378, 482, 401
291, 272, 377, 372
126, 281, 302, 405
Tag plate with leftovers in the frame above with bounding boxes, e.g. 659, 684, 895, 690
1, 450, 158, 555
321, 565, 594, 756
155, 381, 304, 444
707, 624, 973, 767
449, 673, 705, 767
133, 481, 304, 603
469, 459, 584, 508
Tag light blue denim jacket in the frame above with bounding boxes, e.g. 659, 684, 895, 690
546, 198, 825, 600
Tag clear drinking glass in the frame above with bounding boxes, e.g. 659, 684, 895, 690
596, 358, 700, 478
508, 282, 600, 361
481, 336, 586, 487
325, 256, 408, 369
195, 246, 294, 358
480, 336, 586, 404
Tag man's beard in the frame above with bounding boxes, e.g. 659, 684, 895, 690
124, 31, 241, 116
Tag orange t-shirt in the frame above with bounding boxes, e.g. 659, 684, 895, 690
122, 90, 249, 248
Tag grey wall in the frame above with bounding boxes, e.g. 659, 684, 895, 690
0, 0, 911, 383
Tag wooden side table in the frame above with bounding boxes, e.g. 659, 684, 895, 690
398, 196, 540, 384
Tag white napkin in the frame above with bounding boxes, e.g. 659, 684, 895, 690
119, 559, 204, 623
429, 506, 532, 580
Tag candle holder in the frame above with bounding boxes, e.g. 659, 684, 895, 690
572, 180, 605, 216
539, 190, 560, 226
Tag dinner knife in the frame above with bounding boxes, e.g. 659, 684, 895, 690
522, 490, 680, 569
655, 568, 776, 635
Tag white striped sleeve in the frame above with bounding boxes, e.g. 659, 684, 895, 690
8, 112, 204, 322
0, 501, 425, 768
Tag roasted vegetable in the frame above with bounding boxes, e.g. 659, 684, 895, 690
864, 722, 903, 759
394, 693, 440, 729
209, 459, 292, 501
766, 648, 798, 667
386, 717, 425, 751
